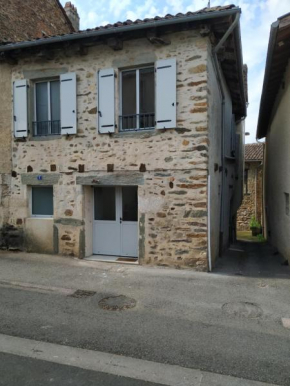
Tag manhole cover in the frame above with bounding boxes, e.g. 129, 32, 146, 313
99, 295, 136, 311
222, 302, 263, 319
70, 290, 96, 298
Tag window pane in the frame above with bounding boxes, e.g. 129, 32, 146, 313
94, 187, 116, 221
122, 70, 136, 130
122, 187, 138, 222
140, 67, 154, 113
140, 67, 155, 128
36, 82, 48, 122
50, 81, 60, 122
32, 187, 53, 216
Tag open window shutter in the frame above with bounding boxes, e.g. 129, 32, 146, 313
13, 79, 28, 138
98, 68, 115, 134
60, 73, 77, 135
155, 58, 176, 129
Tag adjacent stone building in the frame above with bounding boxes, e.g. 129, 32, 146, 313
0, 0, 77, 250
0, 5, 247, 270
257, 12, 290, 264
237, 143, 263, 231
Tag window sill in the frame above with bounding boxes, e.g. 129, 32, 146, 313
112, 128, 158, 139
29, 216, 54, 219
29, 135, 62, 142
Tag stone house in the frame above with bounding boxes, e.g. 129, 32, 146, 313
0, 0, 78, 249
237, 143, 263, 231
256, 12, 290, 264
0, 5, 247, 270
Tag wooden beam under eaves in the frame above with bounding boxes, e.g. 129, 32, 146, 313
3, 52, 18, 65
146, 30, 171, 45
106, 37, 123, 50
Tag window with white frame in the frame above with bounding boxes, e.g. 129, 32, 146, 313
34, 80, 61, 136
31, 186, 53, 217
13, 73, 77, 138
120, 67, 155, 131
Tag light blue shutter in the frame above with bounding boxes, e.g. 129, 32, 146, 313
155, 58, 176, 129
60, 73, 77, 135
98, 68, 115, 133
13, 79, 28, 138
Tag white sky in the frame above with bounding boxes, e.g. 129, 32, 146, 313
61, 0, 290, 143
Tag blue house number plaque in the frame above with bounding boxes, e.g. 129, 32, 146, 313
37, 176, 42, 181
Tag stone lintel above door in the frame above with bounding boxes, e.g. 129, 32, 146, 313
76, 172, 144, 186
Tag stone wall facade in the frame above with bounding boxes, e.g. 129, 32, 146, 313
0, 28, 243, 270
237, 161, 263, 231
0, 30, 211, 270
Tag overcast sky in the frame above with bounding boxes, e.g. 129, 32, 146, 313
61, 0, 290, 143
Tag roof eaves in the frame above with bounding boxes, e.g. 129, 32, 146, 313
256, 20, 279, 139
0, 6, 240, 52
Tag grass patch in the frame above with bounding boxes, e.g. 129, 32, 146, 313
237, 231, 265, 243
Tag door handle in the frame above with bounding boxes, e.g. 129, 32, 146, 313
120, 217, 122, 224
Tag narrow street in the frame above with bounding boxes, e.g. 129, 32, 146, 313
0, 240, 289, 386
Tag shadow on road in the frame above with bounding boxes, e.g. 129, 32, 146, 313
213, 239, 290, 279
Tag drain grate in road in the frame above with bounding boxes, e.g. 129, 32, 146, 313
222, 301, 263, 319
70, 290, 96, 298
99, 295, 136, 311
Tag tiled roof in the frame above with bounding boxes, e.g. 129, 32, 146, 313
0, 0, 74, 44
0, 4, 236, 44
245, 143, 264, 161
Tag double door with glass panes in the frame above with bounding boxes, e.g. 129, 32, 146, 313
93, 187, 138, 257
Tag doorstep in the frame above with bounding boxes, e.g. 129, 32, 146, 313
85, 255, 139, 265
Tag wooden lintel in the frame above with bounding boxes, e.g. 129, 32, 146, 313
106, 37, 123, 51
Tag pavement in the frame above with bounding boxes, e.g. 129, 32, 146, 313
0, 240, 289, 385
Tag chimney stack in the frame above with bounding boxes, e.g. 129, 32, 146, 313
64, 2, 80, 32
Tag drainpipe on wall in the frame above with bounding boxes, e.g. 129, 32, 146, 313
211, 11, 240, 258
207, 174, 212, 271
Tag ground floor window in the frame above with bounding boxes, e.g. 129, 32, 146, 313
31, 186, 53, 217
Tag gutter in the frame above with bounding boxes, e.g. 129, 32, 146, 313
0, 8, 240, 53
256, 20, 279, 139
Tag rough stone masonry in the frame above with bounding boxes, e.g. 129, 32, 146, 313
2, 29, 212, 270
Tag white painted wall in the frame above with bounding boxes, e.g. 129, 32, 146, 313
265, 60, 290, 263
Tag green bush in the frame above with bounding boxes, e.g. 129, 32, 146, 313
257, 234, 265, 242
249, 216, 261, 228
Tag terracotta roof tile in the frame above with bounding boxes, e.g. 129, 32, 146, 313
245, 143, 264, 161
0, 4, 236, 45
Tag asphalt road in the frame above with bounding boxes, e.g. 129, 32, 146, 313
0, 241, 289, 385
0, 353, 160, 386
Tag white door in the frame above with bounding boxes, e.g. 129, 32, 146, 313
93, 187, 138, 257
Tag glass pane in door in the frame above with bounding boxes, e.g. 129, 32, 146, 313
94, 187, 116, 220
122, 187, 138, 222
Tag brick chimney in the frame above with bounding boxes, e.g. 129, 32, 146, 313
64, 2, 80, 32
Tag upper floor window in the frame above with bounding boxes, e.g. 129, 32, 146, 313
98, 58, 176, 134
13, 73, 77, 139
120, 67, 155, 131
34, 80, 61, 136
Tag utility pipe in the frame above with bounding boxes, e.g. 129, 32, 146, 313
207, 174, 212, 271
